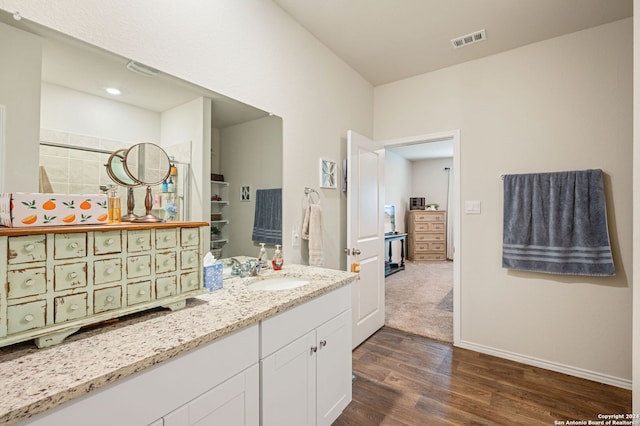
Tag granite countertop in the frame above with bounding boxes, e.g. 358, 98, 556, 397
0, 264, 357, 425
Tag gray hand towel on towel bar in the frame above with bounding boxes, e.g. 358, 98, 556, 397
502, 169, 615, 276
252, 188, 282, 245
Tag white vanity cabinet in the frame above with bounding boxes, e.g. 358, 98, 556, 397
0, 222, 208, 348
260, 284, 352, 426
23, 324, 260, 426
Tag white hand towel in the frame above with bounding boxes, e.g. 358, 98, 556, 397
301, 204, 323, 266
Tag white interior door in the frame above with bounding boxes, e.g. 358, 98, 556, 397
347, 130, 385, 349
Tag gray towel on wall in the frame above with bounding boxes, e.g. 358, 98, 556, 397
252, 188, 282, 245
502, 169, 615, 276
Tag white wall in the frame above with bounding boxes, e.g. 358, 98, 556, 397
633, 0, 639, 413
411, 157, 453, 210
220, 116, 282, 258
0, 21, 41, 192
375, 19, 633, 386
384, 150, 411, 258
0, 0, 374, 271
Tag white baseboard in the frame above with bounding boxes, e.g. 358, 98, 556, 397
457, 340, 632, 390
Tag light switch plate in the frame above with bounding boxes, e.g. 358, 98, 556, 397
465, 200, 481, 214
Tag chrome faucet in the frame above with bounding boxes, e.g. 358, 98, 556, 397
229, 258, 265, 277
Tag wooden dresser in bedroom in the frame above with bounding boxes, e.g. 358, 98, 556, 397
407, 210, 446, 261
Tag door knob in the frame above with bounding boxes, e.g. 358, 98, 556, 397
352, 248, 361, 255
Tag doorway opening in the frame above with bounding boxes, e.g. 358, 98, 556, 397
381, 130, 460, 345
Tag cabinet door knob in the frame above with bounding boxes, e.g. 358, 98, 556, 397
164, 235, 171, 242
136, 237, 145, 244
69, 242, 79, 249
105, 267, 114, 275
310, 346, 318, 354
24, 278, 34, 287
24, 244, 35, 252
68, 272, 78, 279
70, 304, 79, 311
138, 264, 146, 271
320, 340, 327, 348
105, 238, 114, 246
106, 295, 114, 303
138, 289, 146, 296
24, 314, 35, 322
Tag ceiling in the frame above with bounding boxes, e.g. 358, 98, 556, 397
273, 0, 633, 86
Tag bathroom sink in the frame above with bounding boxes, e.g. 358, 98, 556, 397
247, 277, 311, 291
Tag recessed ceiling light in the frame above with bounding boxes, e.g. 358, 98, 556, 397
105, 87, 121, 95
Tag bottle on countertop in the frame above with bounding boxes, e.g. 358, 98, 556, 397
258, 242, 266, 262
167, 177, 175, 193
107, 188, 121, 224
272, 244, 283, 270
161, 180, 168, 193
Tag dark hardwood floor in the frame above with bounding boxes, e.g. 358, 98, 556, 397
334, 327, 631, 425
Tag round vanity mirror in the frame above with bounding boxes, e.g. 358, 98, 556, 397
105, 142, 171, 223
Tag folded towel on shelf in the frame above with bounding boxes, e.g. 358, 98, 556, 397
502, 169, 615, 276
302, 204, 324, 266
252, 188, 282, 245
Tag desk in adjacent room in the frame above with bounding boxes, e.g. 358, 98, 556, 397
384, 233, 407, 277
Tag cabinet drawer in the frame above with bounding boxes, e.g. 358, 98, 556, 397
94, 231, 122, 255
54, 262, 87, 291
7, 300, 46, 334
156, 276, 178, 299
414, 222, 444, 232
8, 235, 46, 264
7, 267, 47, 299
415, 232, 445, 242
127, 255, 151, 279
54, 233, 87, 259
413, 242, 446, 252
94, 258, 122, 285
128, 230, 151, 252
413, 212, 445, 222
127, 281, 151, 306
54, 293, 88, 323
156, 228, 177, 249
94, 286, 122, 314
413, 253, 446, 261
180, 249, 199, 270
156, 251, 177, 274
180, 228, 199, 247
180, 271, 201, 293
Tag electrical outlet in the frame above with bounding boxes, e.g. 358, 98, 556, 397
292, 227, 301, 247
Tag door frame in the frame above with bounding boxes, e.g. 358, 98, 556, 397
380, 129, 461, 345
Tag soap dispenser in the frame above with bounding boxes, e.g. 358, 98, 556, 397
272, 245, 283, 270
258, 243, 266, 262
107, 187, 121, 224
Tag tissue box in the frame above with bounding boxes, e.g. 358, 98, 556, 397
203, 262, 224, 292
0, 193, 109, 227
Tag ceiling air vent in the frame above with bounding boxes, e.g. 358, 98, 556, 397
450, 29, 486, 49
126, 60, 159, 77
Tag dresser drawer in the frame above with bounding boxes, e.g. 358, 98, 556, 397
94, 258, 122, 285
94, 286, 122, 314
414, 233, 445, 242
127, 230, 151, 252
54, 293, 88, 323
7, 300, 46, 334
54, 262, 88, 291
7, 267, 47, 299
156, 251, 177, 274
127, 255, 151, 279
8, 235, 46, 264
413, 212, 445, 222
94, 231, 122, 255
180, 228, 199, 247
413, 242, 446, 253
54, 233, 87, 259
413, 253, 447, 261
413, 222, 445, 232
180, 249, 199, 270
156, 276, 178, 299
156, 228, 177, 249
180, 271, 200, 293
127, 281, 151, 306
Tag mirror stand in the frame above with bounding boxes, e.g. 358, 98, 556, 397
121, 187, 138, 222
133, 185, 164, 223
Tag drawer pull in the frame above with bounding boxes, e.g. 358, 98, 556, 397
188, 257, 195, 264
105, 267, 115, 275
24, 314, 35, 322
188, 234, 195, 240
320, 340, 327, 348
68, 272, 78, 280
137, 289, 146, 296
136, 237, 145, 244
310, 346, 318, 354
106, 295, 114, 303
24, 278, 34, 287
190, 279, 197, 286
163, 235, 171, 242
70, 304, 79, 311
69, 242, 79, 249
105, 238, 114, 246
24, 244, 35, 252
137, 264, 146, 271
